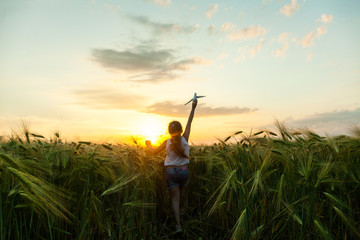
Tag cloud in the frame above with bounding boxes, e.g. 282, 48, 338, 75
250, 38, 265, 57
129, 15, 198, 34
143, 101, 257, 117
280, 0, 299, 17
151, 0, 171, 7
294, 108, 360, 125
73, 87, 147, 110
275, 32, 291, 57
316, 25, 327, 36
278, 32, 290, 44
320, 13, 334, 24
300, 13, 333, 47
317, 14, 333, 37
91, 48, 173, 72
236, 38, 265, 61
221, 22, 233, 32
125, 71, 178, 83
91, 43, 213, 83
284, 107, 360, 135
275, 42, 289, 58
300, 30, 316, 47
73, 88, 258, 117
221, 22, 267, 41
170, 56, 213, 70
274, 14, 333, 58
206, 3, 219, 19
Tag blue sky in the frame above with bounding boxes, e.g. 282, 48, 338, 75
1, 0, 359, 143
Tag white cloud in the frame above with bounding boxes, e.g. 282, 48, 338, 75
250, 38, 265, 57
275, 33, 290, 58
320, 14, 334, 24
221, 22, 233, 32
229, 25, 266, 41
206, 3, 219, 19
316, 14, 333, 37
301, 30, 316, 47
300, 14, 333, 47
221, 22, 267, 41
316, 25, 327, 36
276, 42, 289, 58
280, 0, 299, 17
278, 32, 290, 43
234, 38, 265, 61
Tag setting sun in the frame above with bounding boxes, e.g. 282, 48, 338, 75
136, 117, 168, 146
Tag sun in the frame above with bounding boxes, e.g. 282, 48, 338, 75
136, 117, 168, 146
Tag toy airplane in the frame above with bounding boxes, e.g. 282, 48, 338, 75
185, 92, 206, 105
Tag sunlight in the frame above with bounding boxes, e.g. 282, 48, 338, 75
136, 117, 168, 146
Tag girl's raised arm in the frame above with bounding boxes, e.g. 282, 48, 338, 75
183, 98, 197, 142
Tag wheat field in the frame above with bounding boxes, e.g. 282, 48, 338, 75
0, 123, 359, 239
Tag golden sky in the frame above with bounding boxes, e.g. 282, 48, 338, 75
1, 0, 359, 144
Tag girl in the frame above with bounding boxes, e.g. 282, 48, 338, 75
146, 98, 197, 233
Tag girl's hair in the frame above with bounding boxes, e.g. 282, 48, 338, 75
168, 121, 188, 158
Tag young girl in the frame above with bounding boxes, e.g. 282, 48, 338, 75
146, 98, 197, 233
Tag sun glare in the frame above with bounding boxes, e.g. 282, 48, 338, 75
136, 117, 168, 146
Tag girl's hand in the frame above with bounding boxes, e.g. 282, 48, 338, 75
145, 140, 166, 154
192, 98, 198, 109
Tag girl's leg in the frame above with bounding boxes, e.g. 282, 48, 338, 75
179, 186, 186, 214
169, 186, 181, 226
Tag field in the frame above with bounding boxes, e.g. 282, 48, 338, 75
0, 123, 359, 240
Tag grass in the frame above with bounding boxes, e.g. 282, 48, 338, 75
0, 122, 359, 239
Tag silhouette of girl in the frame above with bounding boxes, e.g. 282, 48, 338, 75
146, 98, 197, 233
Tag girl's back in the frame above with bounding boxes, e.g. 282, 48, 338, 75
165, 136, 189, 166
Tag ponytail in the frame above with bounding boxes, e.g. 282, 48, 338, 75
169, 135, 188, 158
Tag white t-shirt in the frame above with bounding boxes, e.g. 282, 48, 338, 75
164, 136, 189, 166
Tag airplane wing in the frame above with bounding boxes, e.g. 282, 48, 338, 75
184, 98, 194, 105
197, 95, 206, 98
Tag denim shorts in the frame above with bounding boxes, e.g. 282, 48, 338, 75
165, 166, 189, 189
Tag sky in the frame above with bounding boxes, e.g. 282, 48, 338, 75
0, 0, 359, 144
